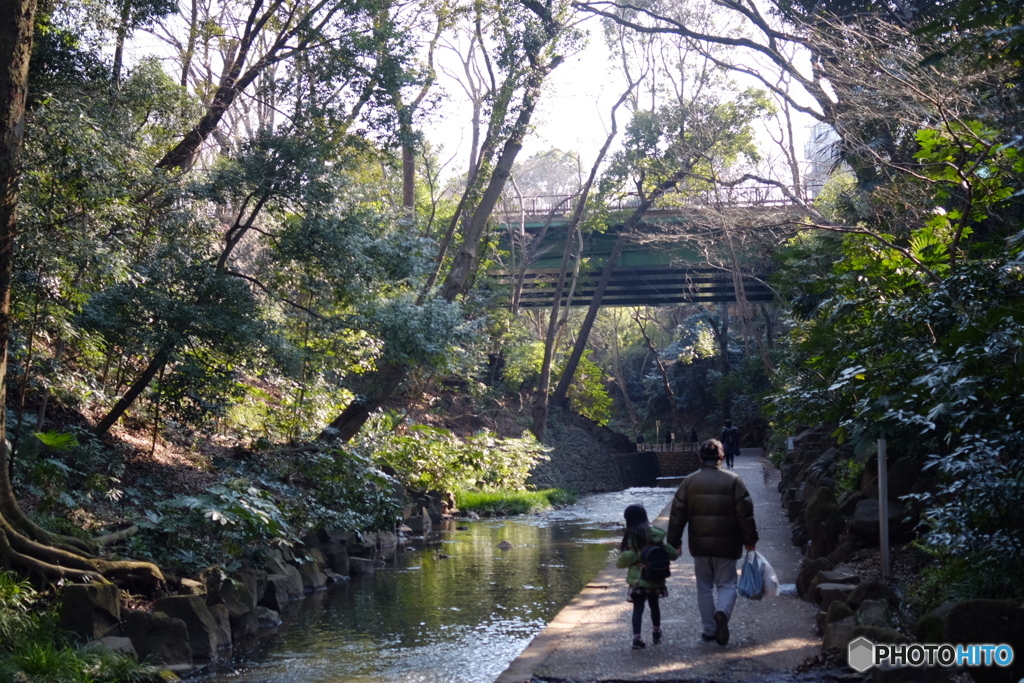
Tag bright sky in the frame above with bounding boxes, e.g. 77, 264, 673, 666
423, 17, 821, 189
421, 18, 629, 181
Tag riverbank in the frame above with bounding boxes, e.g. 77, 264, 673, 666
496, 448, 821, 683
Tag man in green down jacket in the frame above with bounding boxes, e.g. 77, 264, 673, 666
667, 438, 758, 646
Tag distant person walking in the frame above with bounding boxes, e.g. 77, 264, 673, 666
635, 433, 645, 450
690, 427, 699, 443
667, 439, 758, 646
664, 431, 674, 449
720, 419, 740, 468
616, 504, 679, 650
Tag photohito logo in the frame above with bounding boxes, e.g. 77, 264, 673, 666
847, 637, 1015, 672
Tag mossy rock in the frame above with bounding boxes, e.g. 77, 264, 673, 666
827, 600, 855, 624
913, 613, 944, 644
850, 625, 908, 644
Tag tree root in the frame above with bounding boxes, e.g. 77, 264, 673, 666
95, 524, 139, 546
0, 515, 163, 594
0, 446, 164, 594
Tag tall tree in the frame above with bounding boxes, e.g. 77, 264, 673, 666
319, 0, 570, 442
0, 0, 163, 589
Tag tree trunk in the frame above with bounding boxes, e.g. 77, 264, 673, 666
0, 0, 164, 590
550, 167, 689, 407
631, 308, 678, 436
111, 0, 132, 84
531, 221, 578, 441
530, 83, 633, 437
320, 4, 564, 443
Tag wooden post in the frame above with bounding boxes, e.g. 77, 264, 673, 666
878, 438, 889, 581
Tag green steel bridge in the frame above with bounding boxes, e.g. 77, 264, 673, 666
490, 184, 814, 308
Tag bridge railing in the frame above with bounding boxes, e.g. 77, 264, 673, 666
495, 183, 823, 219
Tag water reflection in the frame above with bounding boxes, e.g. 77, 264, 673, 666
195, 488, 673, 683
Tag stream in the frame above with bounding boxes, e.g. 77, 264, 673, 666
194, 487, 675, 683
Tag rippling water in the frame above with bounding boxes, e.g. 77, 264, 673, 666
194, 488, 675, 683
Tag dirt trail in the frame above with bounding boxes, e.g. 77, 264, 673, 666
496, 448, 820, 683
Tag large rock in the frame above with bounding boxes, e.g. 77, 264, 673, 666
848, 499, 915, 544
796, 557, 833, 598
320, 541, 350, 575
349, 557, 376, 576
404, 514, 430, 535
218, 579, 259, 641
837, 489, 867, 517
886, 458, 919, 500
846, 580, 899, 611
294, 559, 327, 592
267, 555, 305, 598
804, 487, 845, 559
236, 568, 267, 607
813, 583, 858, 612
208, 604, 232, 651
152, 595, 221, 661
123, 610, 192, 667
97, 636, 136, 657
259, 574, 296, 612
58, 582, 120, 642
822, 615, 856, 651
914, 601, 959, 644
858, 599, 890, 628
811, 570, 860, 591
255, 606, 281, 627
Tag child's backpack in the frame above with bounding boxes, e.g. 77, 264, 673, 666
640, 544, 672, 582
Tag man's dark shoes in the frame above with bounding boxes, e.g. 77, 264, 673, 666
701, 633, 717, 642
652, 628, 662, 644
632, 637, 646, 650
714, 611, 729, 646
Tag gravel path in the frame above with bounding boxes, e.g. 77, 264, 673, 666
495, 449, 820, 683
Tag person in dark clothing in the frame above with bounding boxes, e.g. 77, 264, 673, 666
616, 504, 679, 649
720, 420, 740, 468
636, 433, 645, 450
664, 431, 674, 448
667, 439, 758, 646
690, 427, 699, 443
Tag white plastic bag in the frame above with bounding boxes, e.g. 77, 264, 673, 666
738, 551, 779, 600
760, 553, 780, 597
737, 551, 763, 600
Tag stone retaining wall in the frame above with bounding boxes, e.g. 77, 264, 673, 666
655, 450, 701, 478
528, 423, 624, 493
612, 451, 661, 487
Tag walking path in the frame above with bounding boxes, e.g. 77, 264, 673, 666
496, 449, 819, 683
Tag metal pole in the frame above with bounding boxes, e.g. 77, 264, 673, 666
878, 438, 889, 581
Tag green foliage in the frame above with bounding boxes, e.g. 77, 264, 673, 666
136, 480, 294, 570
771, 210, 1024, 599
833, 459, 864, 494
557, 350, 613, 425
455, 488, 577, 516
13, 426, 127, 515
600, 87, 772, 200
0, 570, 163, 682
371, 421, 550, 494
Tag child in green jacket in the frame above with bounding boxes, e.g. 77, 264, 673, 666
616, 504, 680, 649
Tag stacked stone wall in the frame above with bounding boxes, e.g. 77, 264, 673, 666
528, 423, 624, 493
655, 450, 701, 478
612, 452, 661, 487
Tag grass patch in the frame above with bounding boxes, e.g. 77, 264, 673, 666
456, 488, 578, 516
